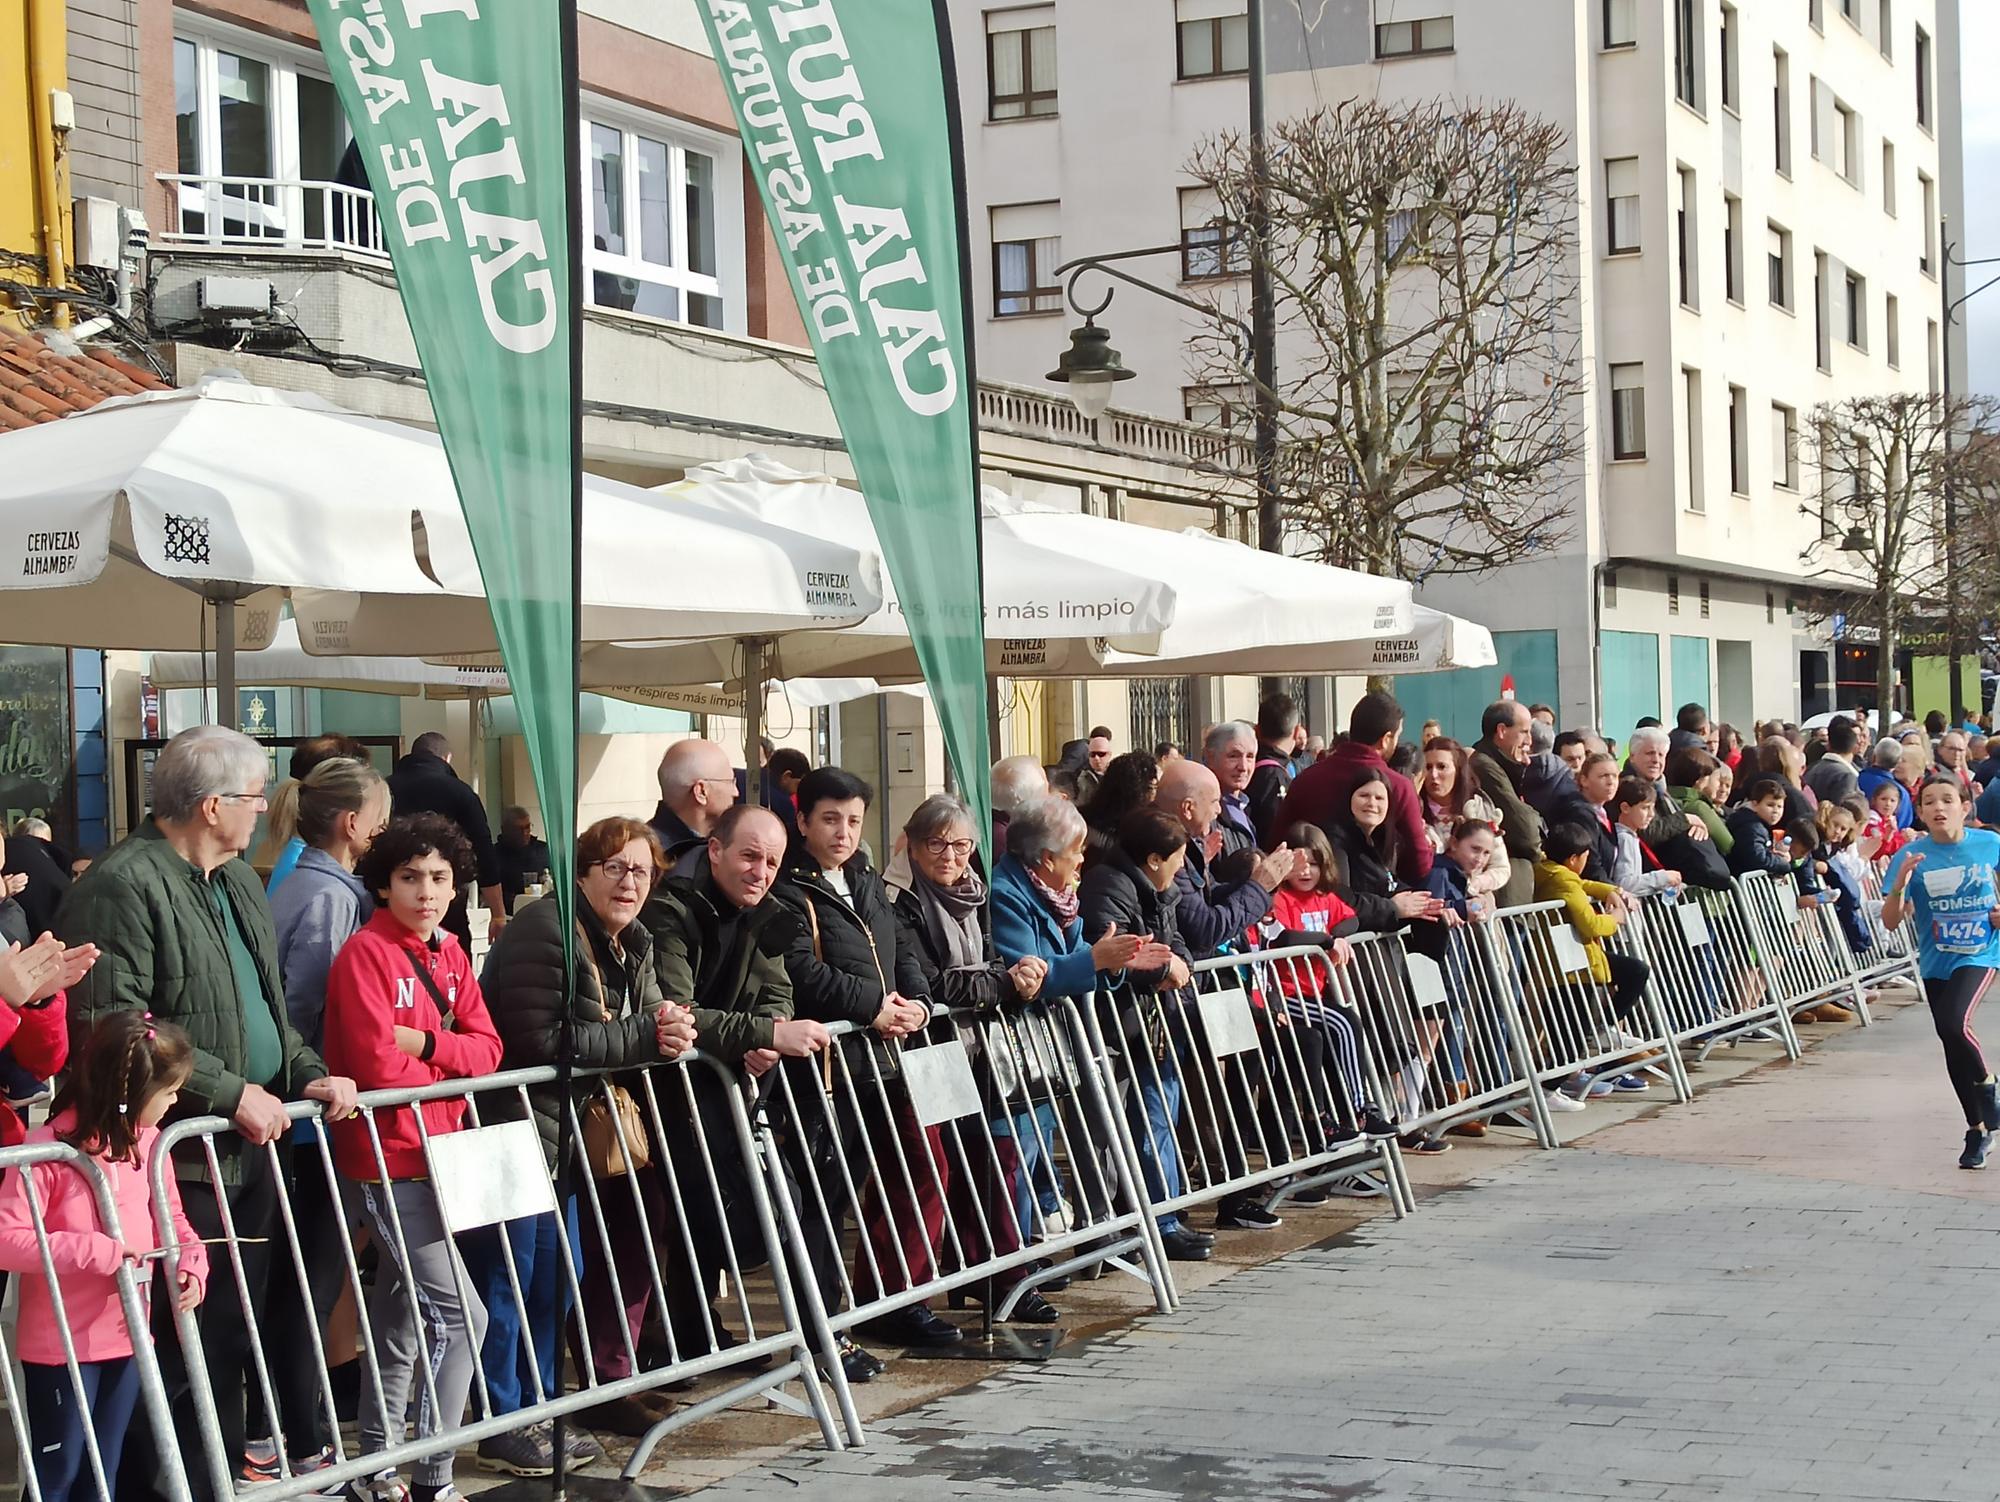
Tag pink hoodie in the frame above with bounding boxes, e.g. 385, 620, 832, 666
0, 1111, 208, 1363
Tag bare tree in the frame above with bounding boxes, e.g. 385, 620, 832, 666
1800, 393, 2000, 719
1185, 99, 1585, 578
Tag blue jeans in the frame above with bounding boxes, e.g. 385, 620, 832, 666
26, 1358, 140, 1502
992, 1102, 1061, 1240
460, 1197, 581, 1417
1127, 1055, 1186, 1235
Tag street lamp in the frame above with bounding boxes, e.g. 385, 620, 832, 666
1939, 232, 2000, 721
1045, 317, 1135, 422
1840, 525, 1872, 555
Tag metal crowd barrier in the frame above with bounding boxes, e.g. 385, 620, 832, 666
144, 1056, 841, 1502
1734, 871, 1873, 1026
749, 994, 1176, 1443
0, 1140, 191, 1502
1325, 927, 1555, 1168
1092, 945, 1407, 1232
1851, 860, 1926, 993
1612, 884, 1801, 1068
1484, 899, 1685, 1136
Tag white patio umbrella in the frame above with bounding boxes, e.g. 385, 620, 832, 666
1096, 601, 1494, 679
150, 616, 511, 699
553, 455, 1182, 690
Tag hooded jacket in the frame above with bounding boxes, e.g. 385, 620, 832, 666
322, 909, 503, 1180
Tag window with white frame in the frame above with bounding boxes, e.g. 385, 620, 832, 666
1882, 140, 1896, 214
1605, 157, 1640, 253
1720, 4, 1740, 112
1177, 1, 1249, 78
1723, 192, 1743, 303
1768, 222, 1793, 309
991, 201, 1061, 316
1180, 187, 1245, 279
1920, 171, 1937, 273
1774, 48, 1793, 175
1886, 293, 1900, 367
1772, 402, 1799, 490
584, 113, 735, 330
171, 26, 358, 246
1845, 270, 1867, 349
1728, 384, 1749, 495
1917, 25, 1933, 129
988, 7, 1057, 120
1610, 362, 1646, 459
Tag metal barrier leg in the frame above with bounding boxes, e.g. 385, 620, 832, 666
1072, 1000, 1178, 1313
1647, 988, 1695, 1104
755, 1114, 865, 1447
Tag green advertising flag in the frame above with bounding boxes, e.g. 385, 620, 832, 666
306, 2, 579, 913
697, 0, 993, 843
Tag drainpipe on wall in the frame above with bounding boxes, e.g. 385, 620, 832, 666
26, 0, 71, 329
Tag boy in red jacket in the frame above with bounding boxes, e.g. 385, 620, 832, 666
324, 814, 502, 1502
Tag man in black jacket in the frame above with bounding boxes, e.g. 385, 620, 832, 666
4, 819, 70, 935
650, 737, 741, 876
770, 768, 966, 1356
1154, 760, 1292, 959
386, 731, 504, 946
1247, 692, 1303, 848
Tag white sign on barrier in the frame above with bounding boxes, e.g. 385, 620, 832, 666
900, 1039, 983, 1128
1196, 986, 1261, 1060
431, 1120, 557, 1232
1677, 902, 1712, 946
1404, 951, 1448, 1009
1549, 927, 1593, 976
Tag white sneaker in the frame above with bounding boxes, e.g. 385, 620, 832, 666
1542, 1088, 1588, 1113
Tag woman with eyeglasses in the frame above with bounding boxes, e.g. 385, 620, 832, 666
876, 795, 1053, 1338
474, 816, 699, 1454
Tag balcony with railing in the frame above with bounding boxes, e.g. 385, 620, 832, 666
151, 174, 1253, 494
157, 174, 387, 259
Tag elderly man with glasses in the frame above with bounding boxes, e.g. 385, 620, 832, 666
650, 737, 743, 877
58, 724, 358, 1501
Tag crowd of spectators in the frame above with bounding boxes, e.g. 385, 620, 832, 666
1, 687, 1973, 1498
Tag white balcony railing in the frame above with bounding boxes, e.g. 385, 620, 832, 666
157, 174, 388, 259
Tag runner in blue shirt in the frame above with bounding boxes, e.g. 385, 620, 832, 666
1883, 774, 2000, 1169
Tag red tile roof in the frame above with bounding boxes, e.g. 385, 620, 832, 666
0, 325, 169, 431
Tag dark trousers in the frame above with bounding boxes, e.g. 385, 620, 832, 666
1605, 951, 1650, 1026
1926, 966, 1997, 1126
25, 1358, 141, 1502
124, 1144, 318, 1502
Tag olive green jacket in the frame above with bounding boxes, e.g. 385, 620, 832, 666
640, 858, 792, 1063
56, 821, 326, 1181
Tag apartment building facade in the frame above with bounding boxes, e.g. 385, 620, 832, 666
946, 0, 1967, 733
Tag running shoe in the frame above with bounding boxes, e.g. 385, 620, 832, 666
1611, 1074, 1650, 1093
476, 1426, 554, 1478
1542, 1089, 1588, 1114
342, 1473, 411, 1502
243, 1441, 335, 1484
1980, 1081, 2000, 1132
1961, 1128, 1992, 1171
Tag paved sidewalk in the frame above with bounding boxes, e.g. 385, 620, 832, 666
686, 1000, 2000, 1501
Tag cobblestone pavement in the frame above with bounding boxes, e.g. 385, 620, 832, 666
682, 999, 2000, 1501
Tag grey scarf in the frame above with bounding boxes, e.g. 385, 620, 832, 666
913, 866, 986, 970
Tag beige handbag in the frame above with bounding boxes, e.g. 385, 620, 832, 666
574, 938, 654, 1178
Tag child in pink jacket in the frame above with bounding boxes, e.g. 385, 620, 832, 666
0, 1010, 206, 1502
